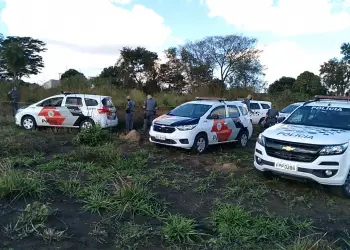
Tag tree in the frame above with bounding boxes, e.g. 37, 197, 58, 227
341, 42, 350, 63
99, 65, 121, 85
157, 47, 186, 92
320, 58, 350, 95
268, 77, 295, 95
0, 33, 5, 79
293, 71, 327, 96
117, 46, 159, 90
0, 36, 46, 83
180, 34, 264, 89
60, 68, 85, 80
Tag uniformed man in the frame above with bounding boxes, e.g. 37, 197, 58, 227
264, 104, 279, 128
143, 94, 157, 134
8, 86, 19, 116
242, 94, 252, 112
125, 95, 135, 132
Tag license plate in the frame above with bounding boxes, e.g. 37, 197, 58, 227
274, 161, 297, 171
155, 134, 166, 140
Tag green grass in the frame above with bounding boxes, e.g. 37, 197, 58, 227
81, 184, 116, 215
0, 160, 46, 200
161, 214, 204, 244
210, 203, 313, 249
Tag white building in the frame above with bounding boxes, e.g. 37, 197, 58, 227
43, 79, 61, 89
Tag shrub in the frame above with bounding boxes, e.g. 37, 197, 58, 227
73, 125, 110, 147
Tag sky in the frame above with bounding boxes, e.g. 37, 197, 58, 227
0, 0, 349, 86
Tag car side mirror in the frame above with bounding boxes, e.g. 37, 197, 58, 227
210, 113, 219, 119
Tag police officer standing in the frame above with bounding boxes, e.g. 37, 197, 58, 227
242, 94, 252, 112
125, 95, 135, 133
143, 94, 157, 134
8, 86, 19, 116
264, 104, 279, 129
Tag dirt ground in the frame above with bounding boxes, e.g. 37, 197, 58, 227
1, 117, 350, 250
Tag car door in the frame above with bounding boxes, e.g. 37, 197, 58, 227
206, 105, 232, 144
226, 105, 244, 141
37, 97, 65, 126
250, 102, 263, 124
61, 96, 87, 127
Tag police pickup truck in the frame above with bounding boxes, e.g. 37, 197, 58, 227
149, 97, 253, 153
254, 95, 350, 197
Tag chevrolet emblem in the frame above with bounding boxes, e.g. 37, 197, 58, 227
282, 146, 295, 151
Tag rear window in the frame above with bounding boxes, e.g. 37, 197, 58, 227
85, 98, 98, 106
281, 104, 300, 113
102, 97, 115, 107
261, 103, 271, 109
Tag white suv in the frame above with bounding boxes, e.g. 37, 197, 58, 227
15, 92, 118, 130
149, 97, 253, 153
254, 95, 350, 197
249, 100, 272, 125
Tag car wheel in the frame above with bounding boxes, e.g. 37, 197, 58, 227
258, 117, 265, 125
80, 119, 95, 130
236, 130, 249, 148
192, 133, 208, 154
341, 172, 350, 198
21, 116, 36, 130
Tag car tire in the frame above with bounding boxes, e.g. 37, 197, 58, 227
21, 116, 37, 130
258, 117, 265, 125
79, 118, 95, 130
236, 130, 249, 148
329, 171, 350, 198
191, 133, 208, 154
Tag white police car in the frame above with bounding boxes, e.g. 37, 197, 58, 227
15, 92, 118, 130
149, 97, 253, 153
254, 95, 350, 197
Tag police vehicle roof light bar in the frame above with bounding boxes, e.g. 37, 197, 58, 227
195, 97, 226, 102
61, 91, 79, 95
314, 95, 350, 101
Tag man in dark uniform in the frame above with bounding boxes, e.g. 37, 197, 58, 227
242, 94, 252, 112
8, 86, 19, 116
143, 94, 157, 134
264, 104, 279, 128
125, 95, 135, 132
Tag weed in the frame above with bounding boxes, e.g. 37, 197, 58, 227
73, 125, 110, 147
9, 152, 45, 168
41, 228, 68, 243
0, 161, 46, 200
3, 202, 51, 240
89, 223, 108, 243
115, 222, 153, 249
210, 203, 310, 248
81, 184, 116, 215
161, 214, 203, 244
115, 181, 163, 217
56, 176, 82, 197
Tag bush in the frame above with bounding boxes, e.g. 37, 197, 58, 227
73, 125, 110, 147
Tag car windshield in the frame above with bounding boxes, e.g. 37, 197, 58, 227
281, 104, 300, 113
284, 106, 350, 130
168, 103, 212, 118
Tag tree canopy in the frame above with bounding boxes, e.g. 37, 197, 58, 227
268, 77, 295, 95
0, 36, 46, 82
60, 68, 85, 80
293, 71, 326, 96
320, 58, 350, 95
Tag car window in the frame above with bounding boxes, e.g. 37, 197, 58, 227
239, 106, 248, 116
65, 97, 82, 106
209, 105, 226, 119
284, 106, 350, 130
281, 104, 300, 113
250, 103, 261, 110
261, 103, 271, 109
227, 105, 240, 118
168, 103, 212, 118
39, 97, 63, 107
85, 98, 98, 106
102, 97, 115, 108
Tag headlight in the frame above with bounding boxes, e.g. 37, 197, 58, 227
176, 124, 197, 131
319, 143, 348, 155
257, 133, 266, 146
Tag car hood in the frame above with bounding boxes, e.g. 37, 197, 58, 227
153, 114, 199, 126
263, 123, 350, 145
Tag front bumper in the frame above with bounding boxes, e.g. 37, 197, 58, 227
254, 142, 349, 185
15, 114, 21, 126
149, 126, 196, 149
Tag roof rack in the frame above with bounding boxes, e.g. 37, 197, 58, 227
195, 97, 226, 102
61, 91, 79, 95
303, 94, 350, 106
